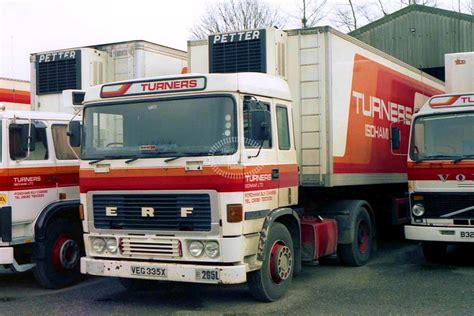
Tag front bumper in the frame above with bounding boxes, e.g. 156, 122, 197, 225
405, 225, 474, 242
81, 257, 247, 284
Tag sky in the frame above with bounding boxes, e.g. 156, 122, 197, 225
0, 0, 468, 81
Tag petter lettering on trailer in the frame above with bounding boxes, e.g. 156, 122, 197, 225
210, 30, 262, 44
100, 77, 206, 98
37, 50, 78, 63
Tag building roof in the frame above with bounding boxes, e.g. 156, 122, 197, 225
350, 4, 473, 37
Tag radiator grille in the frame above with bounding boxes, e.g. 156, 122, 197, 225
120, 237, 181, 258
414, 193, 474, 218
93, 194, 211, 231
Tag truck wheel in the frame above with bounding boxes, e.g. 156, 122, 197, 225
248, 222, 294, 302
34, 219, 84, 289
422, 242, 447, 263
337, 206, 373, 266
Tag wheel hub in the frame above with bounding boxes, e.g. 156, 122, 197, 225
269, 241, 292, 284
52, 234, 80, 271
357, 221, 369, 254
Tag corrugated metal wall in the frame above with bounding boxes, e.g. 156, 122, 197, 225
350, 6, 473, 70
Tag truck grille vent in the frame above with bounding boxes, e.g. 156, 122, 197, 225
414, 193, 474, 218
93, 194, 211, 231
209, 31, 266, 73
120, 237, 181, 258
36, 53, 81, 94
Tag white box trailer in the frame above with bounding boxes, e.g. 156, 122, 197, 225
30, 40, 187, 113
188, 27, 445, 189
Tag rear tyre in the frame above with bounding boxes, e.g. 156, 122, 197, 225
338, 206, 373, 267
248, 223, 294, 302
34, 219, 84, 289
422, 242, 447, 263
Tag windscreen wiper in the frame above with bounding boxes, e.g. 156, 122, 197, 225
452, 154, 474, 164
164, 152, 209, 163
89, 155, 136, 165
124, 152, 172, 164
414, 155, 453, 164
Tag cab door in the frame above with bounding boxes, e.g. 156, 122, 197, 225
274, 101, 298, 208
242, 96, 279, 234
8, 119, 58, 230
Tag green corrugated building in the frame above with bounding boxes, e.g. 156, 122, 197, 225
349, 4, 473, 81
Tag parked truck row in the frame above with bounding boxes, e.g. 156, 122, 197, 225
0, 26, 472, 301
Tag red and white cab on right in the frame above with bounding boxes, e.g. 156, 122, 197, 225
405, 52, 474, 261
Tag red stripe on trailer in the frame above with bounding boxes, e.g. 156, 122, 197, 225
0, 88, 30, 105
333, 54, 443, 175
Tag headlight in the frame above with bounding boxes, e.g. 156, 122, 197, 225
92, 237, 106, 254
204, 241, 219, 258
106, 238, 118, 253
189, 241, 204, 257
412, 203, 425, 217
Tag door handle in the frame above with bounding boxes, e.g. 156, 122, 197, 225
271, 168, 279, 180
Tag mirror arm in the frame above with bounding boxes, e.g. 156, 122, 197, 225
248, 140, 264, 159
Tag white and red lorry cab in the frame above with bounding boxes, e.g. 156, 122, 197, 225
0, 109, 82, 288
405, 52, 474, 261
77, 27, 443, 301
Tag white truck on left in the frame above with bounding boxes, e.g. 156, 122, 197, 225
0, 108, 82, 289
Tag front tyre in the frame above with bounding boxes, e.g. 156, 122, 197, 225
248, 223, 294, 302
338, 206, 373, 266
34, 219, 84, 289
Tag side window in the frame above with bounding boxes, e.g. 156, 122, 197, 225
243, 101, 272, 148
52, 125, 79, 160
276, 106, 291, 150
9, 122, 49, 161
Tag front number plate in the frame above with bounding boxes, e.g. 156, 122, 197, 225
196, 269, 220, 282
130, 265, 167, 278
460, 231, 474, 239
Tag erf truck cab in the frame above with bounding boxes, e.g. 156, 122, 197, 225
75, 73, 316, 301
77, 27, 443, 301
405, 52, 474, 261
0, 109, 82, 288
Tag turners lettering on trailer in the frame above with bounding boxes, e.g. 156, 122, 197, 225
352, 91, 413, 125
352, 91, 412, 140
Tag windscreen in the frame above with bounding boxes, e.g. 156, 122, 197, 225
410, 112, 474, 161
82, 96, 237, 159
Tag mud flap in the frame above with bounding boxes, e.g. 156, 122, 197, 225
0, 207, 12, 242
